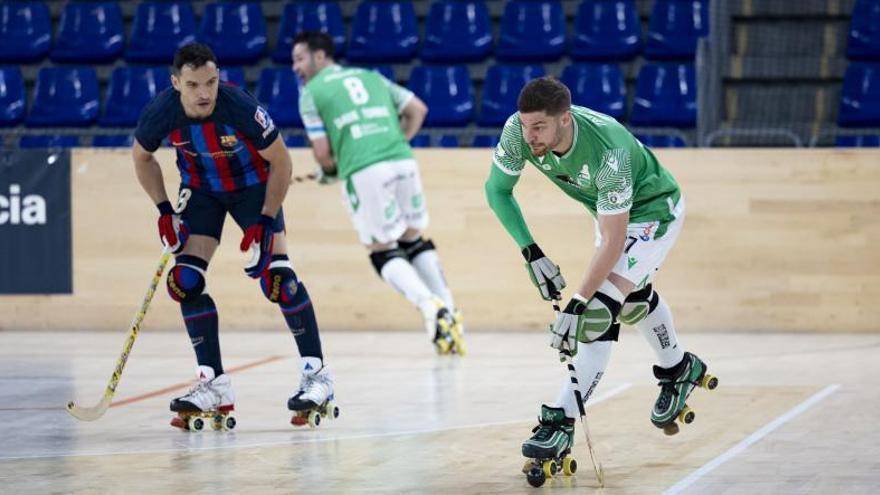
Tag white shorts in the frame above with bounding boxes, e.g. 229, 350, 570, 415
599, 197, 686, 290
341, 158, 429, 245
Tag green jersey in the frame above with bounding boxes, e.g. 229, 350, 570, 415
299, 65, 414, 179
485, 105, 681, 248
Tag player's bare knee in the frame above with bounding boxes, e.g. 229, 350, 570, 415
259, 255, 300, 304
398, 236, 436, 260
619, 284, 660, 325
369, 247, 406, 276
400, 228, 422, 242
167, 255, 208, 303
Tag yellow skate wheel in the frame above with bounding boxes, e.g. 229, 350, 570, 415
188, 415, 205, 432
307, 409, 321, 428
702, 374, 719, 390
542, 459, 557, 478
562, 456, 578, 476
435, 338, 451, 355
679, 406, 695, 424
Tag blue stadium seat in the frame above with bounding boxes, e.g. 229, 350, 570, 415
0, 1, 51, 63
408, 65, 474, 127
421, 0, 492, 63
219, 67, 247, 89
835, 135, 880, 147
571, 0, 642, 61
284, 134, 307, 147
839, 63, 880, 126
27, 67, 100, 127
0, 67, 25, 126
126, 2, 197, 64
100, 67, 171, 127
198, 2, 267, 65
645, 0, 709, 60
471, 135, 500, 147
478, 64, 546, 127
848, 0, 880, 61
635, 133, 687, 147
20, 135, 80, 149
273, 1, 345, 64
497, 1, 566, 62
93, 135, 134, 147
255, 68, 301, 128
51, 1, 124, 63
348, 1, 418, 63
410, 134, 431, 147
438, 134, 459, 148
362, 65, 396, 81
629, 63, 697, 128
560, 63, 625, 120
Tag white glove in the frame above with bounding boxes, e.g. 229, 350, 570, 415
522, 243, 566, 300
549, 295, 588, 355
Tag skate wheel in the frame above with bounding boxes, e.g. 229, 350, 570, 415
703, 374, 718, 390
291, 414, 308, 427
679, 406, 695, 424
435, 339, 451, 355
170, 416, 186, 430
330, 403, 340, 419
664, 422, 680, 436
563, 456, 577, 476
307, 409, 321, 428
526, 466, 546, 488
224, 414, 237, 430
211, 416, 223, 431
188, 416, 205, 432
542, 459, 557, 478
522, 460, 537, 474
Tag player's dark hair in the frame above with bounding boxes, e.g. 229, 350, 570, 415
517, 77, 571, 116
172, 43, 218, 75
294, 31, 336, 59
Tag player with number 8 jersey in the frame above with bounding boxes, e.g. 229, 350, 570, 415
294, 32, 465, 355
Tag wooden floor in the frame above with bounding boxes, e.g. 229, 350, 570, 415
1, 329, 878, 494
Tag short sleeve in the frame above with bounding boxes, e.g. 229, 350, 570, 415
298, 86, 326, 140
228, 87, 279, 150
595, 148, 634, 215
134, 93, 171, 152
492, 114, 526, 176
379, 74, 415, 113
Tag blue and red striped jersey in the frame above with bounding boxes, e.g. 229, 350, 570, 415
135, 85, 280, 192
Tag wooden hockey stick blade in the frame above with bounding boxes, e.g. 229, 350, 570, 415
582, 421, 605, 487
66, 395, 112, 421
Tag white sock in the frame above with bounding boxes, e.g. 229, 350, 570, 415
301, 356, 323, 374
635, 294, 685, 369
379, 257, 435, 309
411, 249, 455, 310
555, 341, 613, 419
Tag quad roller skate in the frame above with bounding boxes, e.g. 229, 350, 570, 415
521, 405, 578, 488
288, 365, 339, 428
426, 298, 466, 356
169, 367, 236, 432
651, 352, 718, 435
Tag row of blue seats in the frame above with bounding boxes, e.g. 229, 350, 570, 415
0, 62, 698, 129
0, 0, 709, 65
13, 132, 692, 149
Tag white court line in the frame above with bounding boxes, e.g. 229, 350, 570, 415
663, 384, 841, 495
0, 382, 633, 461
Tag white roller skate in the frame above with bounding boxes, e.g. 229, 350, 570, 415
170, 366, 236, 432
288, 364, 338, 428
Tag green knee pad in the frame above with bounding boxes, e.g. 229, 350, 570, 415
619, 285, 659, 326
575, 292, 622, 343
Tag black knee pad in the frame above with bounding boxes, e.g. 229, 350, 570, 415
369, 247, 407, 276
259, 255, 300, 304
167, 255, 207, 303
619, 284, 660, 325
398, 237, 436, 261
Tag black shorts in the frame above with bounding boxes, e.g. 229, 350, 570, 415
178, 184, 285, 241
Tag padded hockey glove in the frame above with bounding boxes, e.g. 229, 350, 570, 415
549, 295, 588, 355
157, 200, 189, 254
522, 243, 566, 300
241, 214, 275, 278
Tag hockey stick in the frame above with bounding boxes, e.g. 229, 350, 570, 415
66, 190, 190, 421
552, 298, 606, 487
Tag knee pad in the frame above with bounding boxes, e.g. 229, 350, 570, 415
398, 237, 435, 261
369, 247, 407, 276
577, 291, 622, 343
260, 263, 300, 304
167, 256, 207, 303
619, 284, 660, 326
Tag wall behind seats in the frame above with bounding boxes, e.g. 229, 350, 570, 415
0, 148, 877, 333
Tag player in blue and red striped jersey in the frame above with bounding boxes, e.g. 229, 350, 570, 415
132, 43, 335, 429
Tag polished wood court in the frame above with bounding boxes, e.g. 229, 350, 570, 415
1, 330, 877, 493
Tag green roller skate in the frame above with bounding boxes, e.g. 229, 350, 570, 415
651, 352, 718, 435
521, 405, 578, 487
